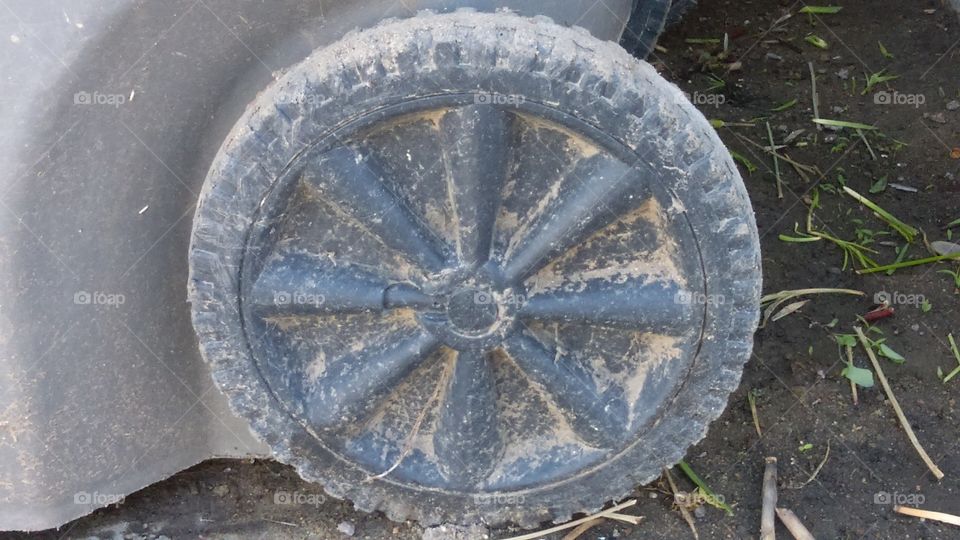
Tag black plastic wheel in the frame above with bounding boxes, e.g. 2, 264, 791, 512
666, 0, 698, 26
622, 0, 672, 57
189, 11, 761, 527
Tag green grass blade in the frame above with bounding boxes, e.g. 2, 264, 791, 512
842, 186, 919, 242
857, 253, 960, 274
771, 98, 798, 112
678, 461, 734, 516
800, 6, 843, 14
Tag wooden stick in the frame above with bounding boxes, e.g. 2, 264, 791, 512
854, 327, 945, 480
761, 457, 778, 540
503, 500, 638, 540
606, 513, 644, 525
562, 518, 603, 540
776, 508, 816, 540
894, 505, 960, 527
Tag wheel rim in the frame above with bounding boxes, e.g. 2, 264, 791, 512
237, 95, 708, 492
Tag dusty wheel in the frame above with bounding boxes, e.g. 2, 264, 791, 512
666, 0, 698, 25
622, 0, 672, 57
189, 11, 761, 527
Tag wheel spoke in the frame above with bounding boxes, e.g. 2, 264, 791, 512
434, 349, 502, 485
306, 331, 441, 429
247, 252, 434, 317
304, 146, 448, 273
502, 332, 628, 448
438, 105, 511, 268
501, 155, 650, 283
518, 278, 694, 332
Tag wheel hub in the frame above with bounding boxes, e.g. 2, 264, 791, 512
445, 288, 499, 334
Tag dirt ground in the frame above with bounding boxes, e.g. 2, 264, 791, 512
8, 0, 960, 538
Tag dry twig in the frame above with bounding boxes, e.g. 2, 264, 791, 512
665, 468, 699, 540
503, 500, 640, 540
894, 505, 960, 527
776, 507, 815, 540
562, 518, 604, 540
761, 457, 778, 540
854, 327, 945, 480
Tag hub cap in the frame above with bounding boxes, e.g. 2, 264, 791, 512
238, 98, 707, 492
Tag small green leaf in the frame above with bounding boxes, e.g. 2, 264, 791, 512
878, 41, 894, 59
730, 150, 758, 174
869, 176, 888, 194
842, 363, 875, 388
878, 343, 906, 364
805, 35, 829, 49
798, 443, 814, 452
921, 299, 932, 313
834, 334, 858, 348
800, 6, 843, 14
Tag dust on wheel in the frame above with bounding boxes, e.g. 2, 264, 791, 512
188, 11, 761, 527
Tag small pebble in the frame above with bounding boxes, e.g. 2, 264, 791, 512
947, 100, 960, 111
694, 506, 707, 519
766, 52, 784, 61
924, 112, 948, 124
836, 67, 850, 79
911, 324, 920, 332
212, 484, 229, 497
337, 521, 355, 536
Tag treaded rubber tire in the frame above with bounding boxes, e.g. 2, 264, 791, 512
622, 0, 672, 57
667, 0, 697, 26
189, 10, 761, 528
